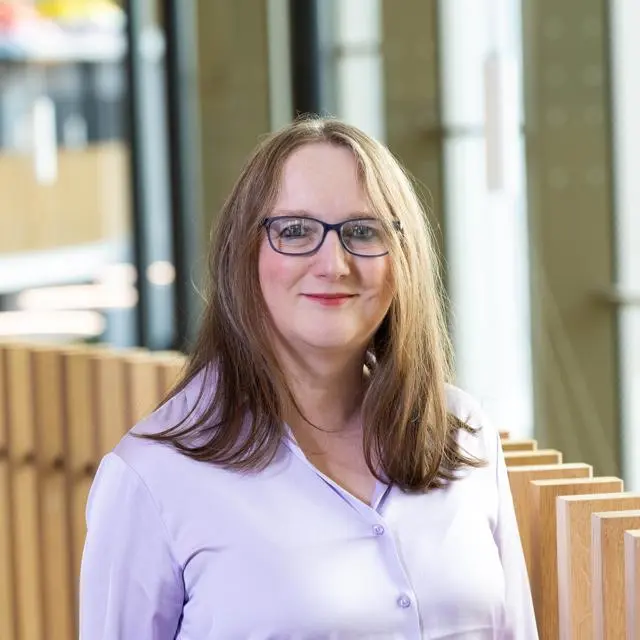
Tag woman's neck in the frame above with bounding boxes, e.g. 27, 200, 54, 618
278, 347, 368, 437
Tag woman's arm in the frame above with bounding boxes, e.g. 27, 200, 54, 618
80, 453, 184, 639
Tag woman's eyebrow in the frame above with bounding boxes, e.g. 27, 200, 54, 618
272, 209, 376, 219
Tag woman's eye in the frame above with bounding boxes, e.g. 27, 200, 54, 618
350, 225, 376, 239
281, 224, 307, 237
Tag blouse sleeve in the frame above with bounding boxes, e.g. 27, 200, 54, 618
80, 453, 184, 640
492, 430, 539, 639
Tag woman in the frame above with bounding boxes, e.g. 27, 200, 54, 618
80, 117, 537, 639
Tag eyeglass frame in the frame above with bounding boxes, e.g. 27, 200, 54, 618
261, 215, 402, 258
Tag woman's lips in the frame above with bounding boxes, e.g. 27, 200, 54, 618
302, 294, 357, 306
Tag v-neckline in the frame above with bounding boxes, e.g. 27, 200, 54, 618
282, 427, 391, 512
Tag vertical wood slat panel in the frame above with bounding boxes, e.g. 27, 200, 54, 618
5, 345, 44, 640
61, 348, 99, 639
529, 477, 624, 640
157, 354, 187, 397
11, 466, 43, 640
93, 353, 128, 457
0, 347, 15, 640
592, 511, 640, 640
6, 345, 36, 462
625, 529, 640, 640
507, 463, 593, 580
0, 459, 15, 640
32, 347, 74, 640
556, 493, 640, 640
124, 353, 163, 426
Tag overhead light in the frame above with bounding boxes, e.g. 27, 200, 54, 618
0, 311, 105, 337
16, 283, 138, 311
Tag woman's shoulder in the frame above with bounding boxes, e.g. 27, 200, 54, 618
110, 368, 216, 491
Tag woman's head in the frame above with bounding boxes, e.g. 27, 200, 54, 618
147, 117, 483, 491
211, 117, 443, 371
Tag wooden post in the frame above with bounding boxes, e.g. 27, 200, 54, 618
92, 353, 128, 457
624, 529, 640, 640
156, 353, 187, 397
507, 463, 592, 579
5, 344, 44, 640
528, 477, 624, 639
592, 510, 640, 640
504, 449, 563, 467
61, 348, 99, 636
556, 493, 640, 640
123, 352, 164, 425
502, 439, 538, 452
32, 347, 75, 640
0, 346, 15, 640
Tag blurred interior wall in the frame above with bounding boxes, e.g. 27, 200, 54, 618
522, 0, 621, 476
381, 0, 446, 267
195, 1, 271, 231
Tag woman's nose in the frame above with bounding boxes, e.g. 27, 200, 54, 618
313, 230, 350, 278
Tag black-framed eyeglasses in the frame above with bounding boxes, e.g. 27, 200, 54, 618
262, 215, 401, 258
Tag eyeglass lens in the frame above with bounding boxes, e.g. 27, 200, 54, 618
268, 217, 389, 256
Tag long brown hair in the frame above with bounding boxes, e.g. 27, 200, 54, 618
140, 116, 484, 492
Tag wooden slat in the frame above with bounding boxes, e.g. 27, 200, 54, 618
61, 348, 98, 634
529, 477, 624, 640
40, 470, 74, 640
5, 345, 44, 640
11, 465, 44, 640
0, 347, 7, 455
63, 350, 97, 473
5, 345, 36, 462
0, 347, 14, 640
0, 459, 15, 640
157, 354, 186, 397
625, 529, 640, 640
499, 430, 510, 439
504, 449, 563, 467
32, 347, 74, 640
93, 353, 128, 456
556, 493, 640, 640
502, 439, 538, 452
507, 463, 592, 580
32, 348, 65, 468
124, 353, 163, 425
592, 510, 640, 640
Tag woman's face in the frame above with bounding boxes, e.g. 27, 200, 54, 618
258, 142, 394, 357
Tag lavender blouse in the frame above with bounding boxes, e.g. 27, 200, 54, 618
79, 373, 538, 639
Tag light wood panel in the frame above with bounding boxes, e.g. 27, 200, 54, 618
93, 353, 128, 456
502, 439, 538, 452
124, 353, 163, 425
507, 463, 592, 579
5, 345, 44, 640
556, 493, 640, 640
0, 458, 14, 640
504, 449, 563, 467
592, 510, 640, 640
625, 529, 640, 640
529, 477, 623, 640
61, 348, 98, 632
0, 347, 14, 640
32, 347, 74, 640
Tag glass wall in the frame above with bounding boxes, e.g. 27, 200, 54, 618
0, 0, 177, 349
610, 0, 640, 490
439, 0, 533, 435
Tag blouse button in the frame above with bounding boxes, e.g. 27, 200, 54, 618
372, 524, 385, 536
397, 594, 412, 609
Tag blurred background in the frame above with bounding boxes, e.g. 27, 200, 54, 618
0, 0, 637, 488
